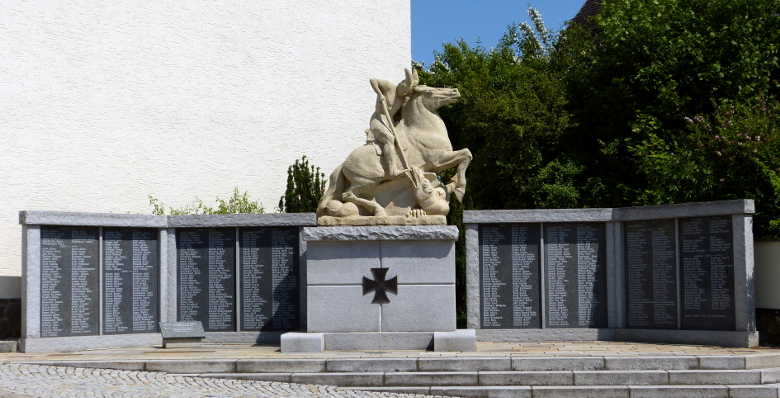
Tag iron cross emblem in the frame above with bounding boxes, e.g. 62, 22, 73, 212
362, 268, 398, 303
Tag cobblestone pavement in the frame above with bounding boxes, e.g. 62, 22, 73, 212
0, 363, 450, 398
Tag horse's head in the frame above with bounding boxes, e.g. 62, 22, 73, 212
411, 85, 461, 112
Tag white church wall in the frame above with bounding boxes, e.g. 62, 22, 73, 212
0, 1, 411, 284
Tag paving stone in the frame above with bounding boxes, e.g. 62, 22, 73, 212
668, 370, 761, 385
0, 364, 436, 398
573, 370, 668, 385
478, 371, 574, 386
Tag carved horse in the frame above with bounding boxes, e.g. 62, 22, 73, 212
317, 80, 472, 217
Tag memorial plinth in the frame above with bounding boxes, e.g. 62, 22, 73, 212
282, 225, 475, 352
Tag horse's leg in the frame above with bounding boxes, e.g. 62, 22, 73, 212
429, 149, 472, 202
342, 182, 388, 217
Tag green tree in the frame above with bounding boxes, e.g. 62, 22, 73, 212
278, 156, 325, 213
574, 0, 780, 235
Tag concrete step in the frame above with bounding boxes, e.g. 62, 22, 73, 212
21, 354, 780, 373
174, 368, 780, 387
341, 384, 780, 398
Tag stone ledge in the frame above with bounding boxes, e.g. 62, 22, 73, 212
302, 226, 459, 241
317, 215, 446, 227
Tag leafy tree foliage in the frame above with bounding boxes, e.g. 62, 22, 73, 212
419, 0, 780, 236
149, 188, 265, 215
278, 156, 325, 213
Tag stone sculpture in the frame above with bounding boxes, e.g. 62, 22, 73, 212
317, 69, 471, 226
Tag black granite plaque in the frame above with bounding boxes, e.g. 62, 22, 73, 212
103, 228, 159, 335
680, 216, 736, 331
239, 227, 300, 331
624, 219, 678, 329
177, 228, 236, 332
40, 226, 100, 337
479, 224, 541, 329
544, 223, 608, 328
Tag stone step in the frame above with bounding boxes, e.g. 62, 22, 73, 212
176, 368, 780, 387
0, 340, 17, 353
341, 384, 780, 398
19, 355, 780, 374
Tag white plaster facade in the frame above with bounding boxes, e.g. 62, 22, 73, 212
0, 1, 411, 292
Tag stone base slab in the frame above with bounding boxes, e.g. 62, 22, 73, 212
19, 333, 162, 353
280, 331, 477, 353
476, 328, 758, 348
317, 215, 446, 226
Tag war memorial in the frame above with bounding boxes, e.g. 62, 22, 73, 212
8, 70, 780, 397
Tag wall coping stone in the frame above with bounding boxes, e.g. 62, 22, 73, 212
464, 199, 754, 224
19, 211, 316, 228
302, 226, 459, 241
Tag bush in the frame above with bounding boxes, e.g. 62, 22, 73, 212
278, 156, 325, 213
149, 188, 265, 215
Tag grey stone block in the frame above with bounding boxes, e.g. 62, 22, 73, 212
291, 372, 384, 387
326, 358, 417, 372
433, 329, 476, 352
167, 213, 314, 227
605, 356, 698, 370
629, 385, 729, 398
307, 286, 380, 333
382, 285, 456, 332
19, 333, 162, 353
19, 211, 167, 227
236, 358, 326, 373
612, 200, 754, 221
512, 357, 605, 371
380, 240, 455, 283
573, 370, 668, 386
479, 371, 574, 386
306, 241, 380, 284
384, 371, 478, 386
478, 328, 614, 342
0, 341, 16, 353
616, 329, 758, 348
21, 361, 145, 371
340, 387, 432, 395
464, 209, 614, 223
761, 368, 780, 384
280, 332, 324, 353
531, 386, 630, 398
431, 386, 532, 398
699, 355, 747, 370
145, 360, 235, 374
668, 370, 761, 385
418, 357, 510, 372
323, 332, 433, 350
728, 385, 778, 398
746, 354, 780, 369
302, 226, 459, 241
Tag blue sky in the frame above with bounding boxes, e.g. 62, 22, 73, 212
411, 0, 587, 64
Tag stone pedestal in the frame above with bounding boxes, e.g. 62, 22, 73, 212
282, 225, 475, 352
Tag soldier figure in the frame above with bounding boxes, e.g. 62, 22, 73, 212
365, 70, 416, 179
